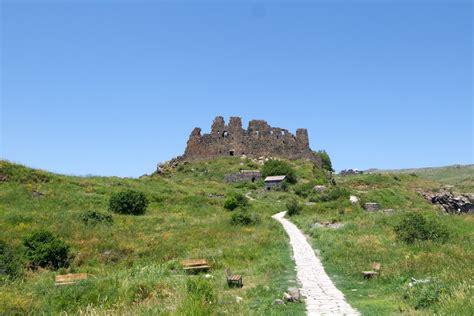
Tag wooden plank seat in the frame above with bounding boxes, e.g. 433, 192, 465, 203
55, 273, 88, 286
182, 259, 210, 272
362, 262, 381, 279
225, 268, 243, 288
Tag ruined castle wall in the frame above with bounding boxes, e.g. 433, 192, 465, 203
183, 116, 322, 165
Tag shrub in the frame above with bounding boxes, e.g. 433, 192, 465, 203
81, 210, 113, 226
294, 182, 316, 198
286, 198, 303, 216
0, 240, 23, 280
23, 230, 70, 270
261, 160, 297, 184
109, 190, 149, 215
230, 210, 260, 225
223, 192, 248, 211
309, 187, 349, 202
315, 150, 334, 172
224, 196, 238, 211
394, 212, 450, 244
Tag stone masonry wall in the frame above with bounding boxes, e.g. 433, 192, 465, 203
183, 116, 322, 166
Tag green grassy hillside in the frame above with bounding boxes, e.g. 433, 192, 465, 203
367, 164, 474, 192
1, 158, 473, 315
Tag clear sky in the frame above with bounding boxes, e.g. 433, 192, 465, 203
1, 0, 472, 177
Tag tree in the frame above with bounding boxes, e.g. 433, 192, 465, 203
261, 160, 297, 184
316, 150, 333, 172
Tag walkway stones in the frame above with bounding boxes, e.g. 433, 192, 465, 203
272, 211, 360, 316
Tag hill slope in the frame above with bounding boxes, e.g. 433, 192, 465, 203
1, 159, 473, 315
367, 164, 474, 191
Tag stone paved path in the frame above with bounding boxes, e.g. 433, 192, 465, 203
272, 211, 360, 316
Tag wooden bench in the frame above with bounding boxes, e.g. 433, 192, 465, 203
362, 262, 381, 279
225, 268, 243, 288
182, 259, 210, 272
55, 273, 88, 286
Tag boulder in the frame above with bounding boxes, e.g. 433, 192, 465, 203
313, 185, 327, 193
287, 287, 300, 302
364, 202, 379, 212
32, 191, 45, 197
349, 195, 359, 204
272, 299, 284, 305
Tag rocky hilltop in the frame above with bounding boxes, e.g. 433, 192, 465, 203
182, 116, 322, 166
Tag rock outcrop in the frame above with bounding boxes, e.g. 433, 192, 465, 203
417, 189, 474, 214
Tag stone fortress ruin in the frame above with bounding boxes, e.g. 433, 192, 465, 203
182, 116, 322, 166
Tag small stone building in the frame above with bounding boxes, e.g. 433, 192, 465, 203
224, 170, 261, 183
264, 175, 286, 190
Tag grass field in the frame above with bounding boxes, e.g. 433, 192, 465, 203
1, 158, 473, 315
367, 164, 474, 192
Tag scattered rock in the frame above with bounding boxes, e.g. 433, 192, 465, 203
311, 222, 345, 229
305, 201, 316, 206
0, 174, 8, 182
287, 287, 300, 302
313, 185, 327, 193
235, 296, 243, 303
272, 299, 284, 305
364, 202, 379, 212
204, 274, 213, 279
417, 189, 474, 214
208, 193, 225, 199
349, 195, 359, 204
32, 191, 45, 197
409, 277, 431, 287
282, 292, 292, 302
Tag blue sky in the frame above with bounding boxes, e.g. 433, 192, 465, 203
1, 0, 472, 177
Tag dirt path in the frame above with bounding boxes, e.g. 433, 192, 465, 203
272, 211, 360, 316
245, 191, 256, 201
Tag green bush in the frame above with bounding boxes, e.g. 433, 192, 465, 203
23, 231, 70, 270
315, 150, 334, 172
223, 192, 248, 211
286, 198, 303, 216
223, 196, 238, 211
294, 182, 316, 198
81, 210, 113, 226
261, 160, 297, 184
394, 212, 450, 244
109, 190, 149, 215
230, 210, 260, 226
0, 240, 23, 281
309, 187, 349, 202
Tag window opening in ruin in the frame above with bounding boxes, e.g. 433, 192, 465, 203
281, 131, 285, 136
255, 131, 260, 136
229, 150, 235, 156
251, 177, 256, 183
223, 131, 229, 138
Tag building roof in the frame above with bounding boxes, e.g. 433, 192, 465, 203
264, 175, 286, 182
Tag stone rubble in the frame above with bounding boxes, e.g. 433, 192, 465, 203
417, 189, 474, 214
272, 211, 360, 316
